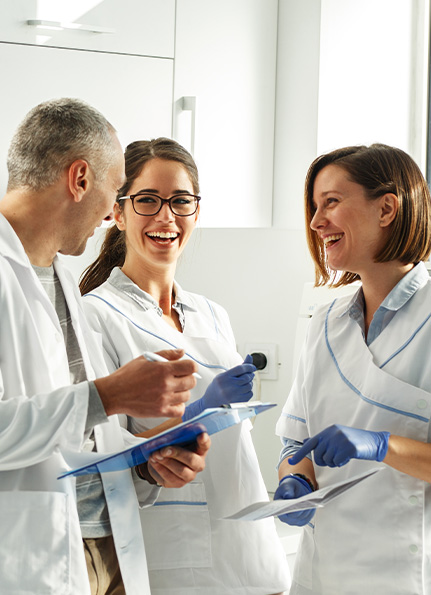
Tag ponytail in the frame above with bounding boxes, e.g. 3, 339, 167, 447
79, 225, 126, 295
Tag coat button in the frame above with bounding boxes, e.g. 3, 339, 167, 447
417, 399, 427, 409
409, 544, 418, 554
409, 495, 418, 505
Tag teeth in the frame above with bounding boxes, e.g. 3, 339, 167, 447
323, 234, 343, 245
147, 231, 179, 239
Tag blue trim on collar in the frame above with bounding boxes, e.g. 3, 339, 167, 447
325, 300, 429, 423
84, 293, 228, 371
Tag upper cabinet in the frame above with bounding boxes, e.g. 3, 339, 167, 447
0, 0, 175, 57
0, 0, 278, 230
173, 0, 278, 227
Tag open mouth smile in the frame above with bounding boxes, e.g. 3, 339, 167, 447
323, 233, 343, 248
146, 231, 180, 243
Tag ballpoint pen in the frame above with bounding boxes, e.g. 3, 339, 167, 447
143, 351, 202, 379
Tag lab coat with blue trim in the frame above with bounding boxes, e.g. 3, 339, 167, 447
0, 215, 150, 595
83, 267, 291, 595
276, 265, 431, 595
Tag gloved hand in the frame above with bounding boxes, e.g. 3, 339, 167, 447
274, 474, 316, 526
182, 355, 256, 422
288, 424, 390, 468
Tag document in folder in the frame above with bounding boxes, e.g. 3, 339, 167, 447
58, 402, 275, 479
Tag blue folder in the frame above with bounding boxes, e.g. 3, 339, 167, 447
58, 402, 276, 478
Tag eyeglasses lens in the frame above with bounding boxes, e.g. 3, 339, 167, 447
133, 194, 198, 216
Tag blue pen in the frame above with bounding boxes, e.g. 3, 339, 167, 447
143, 351, 202, 379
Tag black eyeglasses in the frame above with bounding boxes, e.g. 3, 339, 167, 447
117, 192, 201, 217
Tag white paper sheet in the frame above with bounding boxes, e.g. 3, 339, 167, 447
224, 467, 382, 521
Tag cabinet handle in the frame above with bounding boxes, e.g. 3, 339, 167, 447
26, 20, 115, 34
181, 96, 197, 155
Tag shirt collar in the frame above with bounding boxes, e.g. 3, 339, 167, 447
107, 267, 198, 313
339, 261, 429, 319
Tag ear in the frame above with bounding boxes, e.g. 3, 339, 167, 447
113, 201, 126, 231
193, 202, 200, 224
379, 193, 398, 228
68, 160, 91, 203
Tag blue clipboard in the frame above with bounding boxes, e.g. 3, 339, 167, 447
58, 402, 276, 478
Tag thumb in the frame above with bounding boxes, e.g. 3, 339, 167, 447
156, 348, 185, 361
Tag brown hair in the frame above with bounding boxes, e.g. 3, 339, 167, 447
305, 143, 431, 286
79, 138, 199, 295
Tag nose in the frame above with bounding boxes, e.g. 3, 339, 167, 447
310, 207, 326, 231
155, 201, 175, 222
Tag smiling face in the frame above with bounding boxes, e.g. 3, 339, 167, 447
114, 157, 198, 275
310, 164, 390, 277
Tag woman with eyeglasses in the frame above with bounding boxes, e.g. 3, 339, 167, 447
79, 138, 290, 595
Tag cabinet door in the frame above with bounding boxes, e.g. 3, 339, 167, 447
174, 0, 278, 227
0, 0, 175, 58
0, 42, 173, 281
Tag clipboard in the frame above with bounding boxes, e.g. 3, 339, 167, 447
58, 401, 275, 479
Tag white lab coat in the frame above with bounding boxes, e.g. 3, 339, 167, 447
276, 269, 431, 595
83, 268, 291, 595
0, 215, 150, 595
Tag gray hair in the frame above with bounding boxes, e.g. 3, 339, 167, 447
7, 98, 118, 191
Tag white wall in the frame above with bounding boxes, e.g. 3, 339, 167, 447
176, 228, 315, 492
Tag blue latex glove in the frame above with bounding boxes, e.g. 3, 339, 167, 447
182, 355, 256, 422
274, 475, 315, 526
288, 424, 390, 468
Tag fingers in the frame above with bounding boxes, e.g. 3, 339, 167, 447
156, 348, 185, 361
148, 434, 209, 488
194, 432, 211, 456
227, 363, 256, 377
288, 436, 318, 466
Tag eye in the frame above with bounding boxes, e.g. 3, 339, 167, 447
326, 197, 339, 207
172, 195, 193, 205
134, 194, 159, 204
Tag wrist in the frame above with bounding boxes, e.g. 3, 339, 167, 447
280, 473, 316, 493
135, 463, 159, 485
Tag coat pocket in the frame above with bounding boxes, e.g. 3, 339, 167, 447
140, 481, 211, 570
0, 491, 72, 594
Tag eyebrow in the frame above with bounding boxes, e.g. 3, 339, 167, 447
133, 188, 194, 195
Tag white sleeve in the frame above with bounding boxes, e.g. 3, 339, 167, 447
0, 377, 89, 471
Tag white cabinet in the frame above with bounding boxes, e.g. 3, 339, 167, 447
0, 1, 176, 281
0, 0, 175, 57
174, 0, 278, 227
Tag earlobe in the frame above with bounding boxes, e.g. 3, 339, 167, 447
113, 202, 126, 230
380, 193, 398, 227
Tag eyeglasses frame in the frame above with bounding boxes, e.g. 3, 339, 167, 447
117, 193, 201, 217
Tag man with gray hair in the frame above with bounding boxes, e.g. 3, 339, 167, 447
0, 98, 210, 595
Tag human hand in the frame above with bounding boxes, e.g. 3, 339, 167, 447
147, 432, 211, 488
182, 355, 256, 421
95, 349, 197, 418
274, 474, 315, 526
288, 424, 390, 468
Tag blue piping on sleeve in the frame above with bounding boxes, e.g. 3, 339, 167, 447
325, 300, 429, 423
153, 500, 208, 507
280, 412, 307, 424
84, 293, 229, 371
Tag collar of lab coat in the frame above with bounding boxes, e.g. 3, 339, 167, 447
0, 213, 33, 267
107, 266, 198, 313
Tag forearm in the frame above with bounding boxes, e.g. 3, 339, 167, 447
278, 455, 317, 490
384, 435, 431, 482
